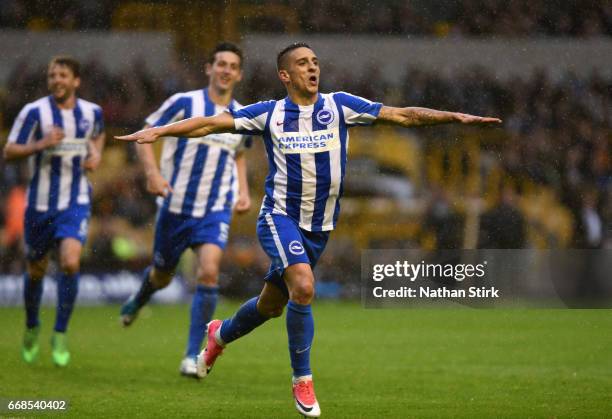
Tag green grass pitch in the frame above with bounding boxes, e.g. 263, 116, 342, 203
0, 302, 610, 418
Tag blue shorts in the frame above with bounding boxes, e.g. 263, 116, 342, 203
153, 209, 231, 272
257, 213, 330, 296
24, 205, 90, 261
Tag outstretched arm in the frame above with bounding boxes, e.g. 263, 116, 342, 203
116, 112, 236, 144
377, 106, 501, 127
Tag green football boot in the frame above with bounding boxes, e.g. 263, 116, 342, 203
51, 332, 71, 367
22, 325, 41, 364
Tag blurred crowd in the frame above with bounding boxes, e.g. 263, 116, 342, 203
1, 0, 611, 37
293, 0, 612, 37
0, 54, 610, 288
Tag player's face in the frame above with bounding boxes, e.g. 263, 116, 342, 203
206, 51, 243, 93
47, 64, 80, 103
281, 47, 320, 96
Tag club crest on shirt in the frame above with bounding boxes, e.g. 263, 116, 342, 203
315, 108, 334, 125
78, 119, 91, 133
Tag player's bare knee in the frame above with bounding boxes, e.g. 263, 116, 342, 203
257, 299, 285, 318
285, 265, 315, 304
27, 260, 47, 280
257, 282, 288, 317
196, 265, 219, 287
60, 255, 80, 275
290, 282, 314, 305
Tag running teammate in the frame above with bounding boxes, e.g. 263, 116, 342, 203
119, 42, 252, 378
116, 42, 501, 416
3, 56, 105, 367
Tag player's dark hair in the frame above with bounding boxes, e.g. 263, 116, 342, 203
49, 55, 81, 78
209, 42, 243, 67
277, 42, 312, 70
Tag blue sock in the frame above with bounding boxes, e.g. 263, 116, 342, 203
286, 301, 314, 377
134, 266, 158, 308
54, 273, 79, 333
185, 285, 219, 359
219, 297, 268, 344
24, 274, 44, 329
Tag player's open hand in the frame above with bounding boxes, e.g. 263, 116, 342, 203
234, 193, 251, 214
115, 127, 161, 144
454, 113, 502, 125
146, 172, 173, 198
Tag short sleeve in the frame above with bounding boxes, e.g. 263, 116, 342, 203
92, 106, 105, 137
145, 93, 188, 127
229, 100, 275, 135
8, 104, 40, 145
334, 92, 382, 127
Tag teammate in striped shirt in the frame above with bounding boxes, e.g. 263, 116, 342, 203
117, 42, 501, 417
119, 42, 252, 378
3, 56, 105, 367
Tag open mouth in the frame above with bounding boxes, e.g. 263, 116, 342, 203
308, 75, 318, 85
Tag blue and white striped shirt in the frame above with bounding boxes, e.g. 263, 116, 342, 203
146, 88, 251, 217
8, 96, 104, 212
230, 92, 382, 232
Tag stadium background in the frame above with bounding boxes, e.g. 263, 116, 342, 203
0, 2, 611, 418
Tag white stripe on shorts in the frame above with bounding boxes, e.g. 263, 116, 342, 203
265, 213, 288, 268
